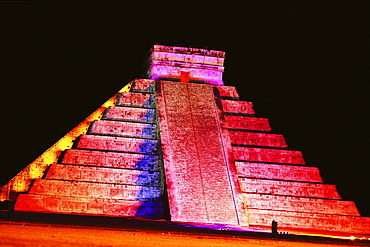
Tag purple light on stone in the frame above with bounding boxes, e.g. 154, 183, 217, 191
151, 45, 225, 59
150, 65, 224, 86
151, 51, 224, 66
147, 45, 226, 86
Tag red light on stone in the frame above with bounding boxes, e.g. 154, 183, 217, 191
221, 100, 255, 114
75, 135, 158, 154
89, 120, 157, 138
225, 115, 271, 131
15, 194, 163, 218
61, 149, 159, 170
214, 86, 240, 98
229, 131, 287, 148
180, 71, 190, 83
233, 146, 305, 165
28, 179, 160, 201
104, 106, 156, 122
235, 162, 323, 182
239, 178, 341, 199
243, 193, 360, 215
117, 92, 155, 107
130, 79, 155, 92
46, 164, 160, 186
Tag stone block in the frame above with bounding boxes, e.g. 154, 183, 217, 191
235, 162, 323, 182
233, 146, 305, 165
104, 106, 156, 122
229, 131, 287, 148
61, 149, 159, 170
117, 92, 155, 107
225, 115, 271, 131
89, 120, 157, 138
214, 85, 239, 98
239, 178, 341, 199
75, 135, 158, 154
243, 193, 360, 215
221, 100, 255, 114
15, 194, 163, 218
46, 164, 160, 186
247, 209, 370, 234
28, 179, 161, 201
131, 79, 154, 92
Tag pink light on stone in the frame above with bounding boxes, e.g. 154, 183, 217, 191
215, 86, 240, 98
235, 162, 323, 182
233, 146, 306, 164
147, 45, 226, 86
151, 45, 225, 61
150, 65, 224, 85
151, 52, 224, 66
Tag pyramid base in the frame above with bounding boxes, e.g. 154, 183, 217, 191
2, 210, 370, 245
14, 194, 164, 219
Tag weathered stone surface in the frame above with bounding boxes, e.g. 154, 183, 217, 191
46, 164, 160, 186
156, 81, 240, 225
28, 179, 161, 201
235, 162, 322, 182
61, 149, 159, 170
75, 135, 158, 154
15, 194, 163, 218
239, 178, 341, 199
89, 120, 156, 138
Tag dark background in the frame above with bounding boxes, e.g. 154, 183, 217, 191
1, 2, 369, 216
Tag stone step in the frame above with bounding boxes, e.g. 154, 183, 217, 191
15, 194, 163, 218
117, 92, 155, 108
233, 146, 305, 165
214, 85, 239, 98
221, 99, 255, 114
131, 79, 155, 92
225, 115, 271, 131
239, 178, 341, 199
46, 164, 160, 186
243, 193, 360, 216
104, 106, 156, 122
247, 209, 370, 235
28, 179, 161, 201
75, 135, 158, 154
235, 162, 323, 182
61, 149, 159, 170
229, 131, 287, 148
89, 120, 157, 138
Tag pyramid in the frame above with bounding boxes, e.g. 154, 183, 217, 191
1, 45, 369, 237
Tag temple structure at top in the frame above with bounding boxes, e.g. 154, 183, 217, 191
1, 45, 369, 238
146, 45, 225, 85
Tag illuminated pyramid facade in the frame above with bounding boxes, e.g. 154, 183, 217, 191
1, 45, 369, 237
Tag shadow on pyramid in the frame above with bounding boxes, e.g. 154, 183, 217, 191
1, 45, 369, 238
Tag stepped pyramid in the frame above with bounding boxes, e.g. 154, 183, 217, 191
1, 45, 369, 237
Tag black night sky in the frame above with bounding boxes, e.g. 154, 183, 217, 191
1, 2, 369, 216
